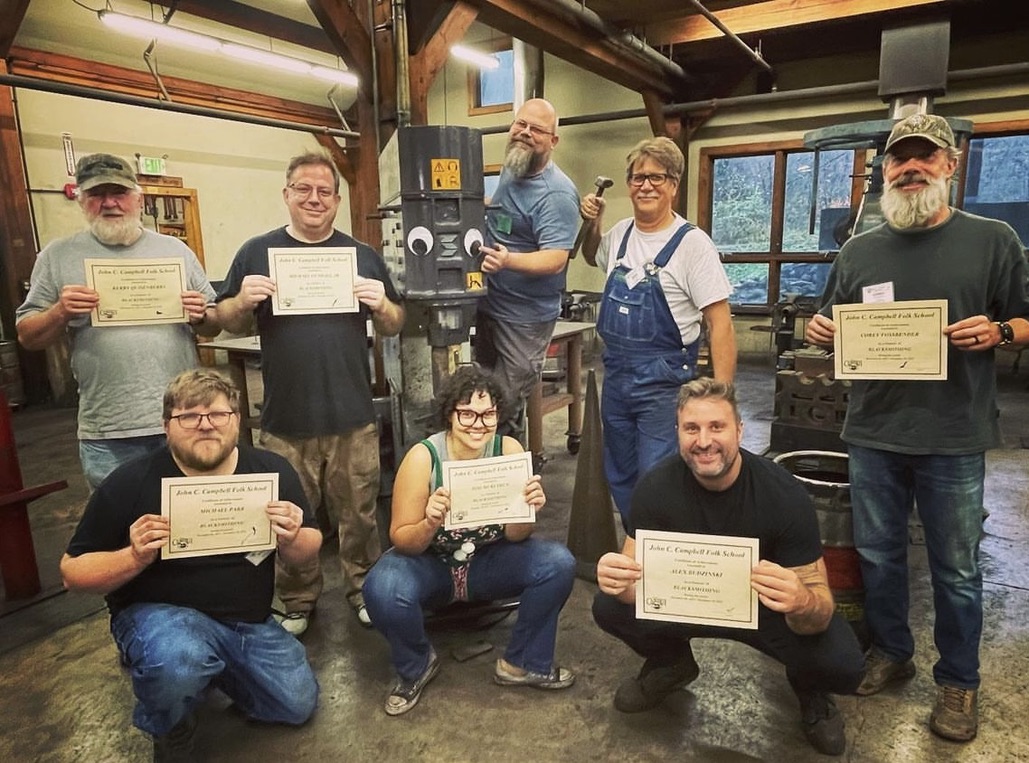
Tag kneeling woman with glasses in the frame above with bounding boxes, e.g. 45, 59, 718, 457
363, 364, 576, 716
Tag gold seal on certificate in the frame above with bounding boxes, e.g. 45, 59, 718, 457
84, 258, 187, 327
832, 299, 948, 380
635, 529, 759, 630
442, 451, 534, 530
268, 247, 358, 315
160, 473, 278, 560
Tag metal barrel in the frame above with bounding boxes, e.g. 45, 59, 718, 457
772, 450, 867, 646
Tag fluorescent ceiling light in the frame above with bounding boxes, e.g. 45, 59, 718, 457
451, 45, 500, 70
100, 10, 221, 52
98, 10, 358, 88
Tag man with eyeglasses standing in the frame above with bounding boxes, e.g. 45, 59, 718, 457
216, 152, 404, 636
475, 98, 579, 456
579, 137, 736, 529
17, 153, 220, 490
60, 369, 320, 760
806, 113, 1029, 742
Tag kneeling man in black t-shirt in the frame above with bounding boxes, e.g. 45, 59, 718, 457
593, 377, 863, 756
61, 369, 321, 760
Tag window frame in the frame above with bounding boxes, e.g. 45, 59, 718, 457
699, 140, 866, 314
467, 37, 514, 117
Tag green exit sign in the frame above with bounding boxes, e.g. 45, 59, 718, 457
139, 156, 166, 175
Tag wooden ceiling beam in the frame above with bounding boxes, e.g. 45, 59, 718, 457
150, 0, 336, 55
469, 0, 682, 98
7, 47, 340, 129
306, 0, 374, 89
646, 0, 950, 46
0, 0, 30, 58
409, 2, 479, 125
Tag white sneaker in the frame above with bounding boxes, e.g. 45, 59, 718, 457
356, 605, 372, 628
274, 611, 309, 637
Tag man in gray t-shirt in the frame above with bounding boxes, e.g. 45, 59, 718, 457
16, 153, 219, 489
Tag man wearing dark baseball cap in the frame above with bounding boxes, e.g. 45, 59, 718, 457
74, 152, 140, 192
806, 112, 1029, 742
16, 152, 221, 489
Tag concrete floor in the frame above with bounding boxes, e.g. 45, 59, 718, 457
1, 360, 1028, 762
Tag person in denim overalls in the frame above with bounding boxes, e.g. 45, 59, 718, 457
580, 137, 736, 527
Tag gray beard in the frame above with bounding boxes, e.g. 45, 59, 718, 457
880, 174, 951, 229
91, 216, 143, 246
503, 140, 537, 178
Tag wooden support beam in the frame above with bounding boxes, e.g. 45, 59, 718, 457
470, 0, 682, 98
645, 0, 949, 47
7, 47, 340, 129
409, 2, 478, 126
0, 60, 48, 399
307, 0, 375, 90
0, 0, 30, 58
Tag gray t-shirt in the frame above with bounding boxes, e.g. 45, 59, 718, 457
16, 229, 215, 439
818, 210, 1029, 454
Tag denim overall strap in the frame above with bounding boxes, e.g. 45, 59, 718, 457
598, 222, 699, 364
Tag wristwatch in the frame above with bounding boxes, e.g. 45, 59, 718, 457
996, 321, 1014, 346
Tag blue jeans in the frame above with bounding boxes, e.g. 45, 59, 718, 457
110, 603, 319, 736
592, 592, 864, 697
363, 539, 575, 681
601, 358, 691, 526
848, 444, 985, 688
79, 435, 166, 490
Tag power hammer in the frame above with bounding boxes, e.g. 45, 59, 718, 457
570, 175, 614, 259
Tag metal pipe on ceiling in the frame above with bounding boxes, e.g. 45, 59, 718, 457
474, 61, 1029, 134
519, 0, 689, 85
684, 0, 774, 79
0, 73, 361, 139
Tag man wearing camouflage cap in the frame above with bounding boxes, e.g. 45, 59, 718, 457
17, 153, 220, 489
806, 113, 1029, 742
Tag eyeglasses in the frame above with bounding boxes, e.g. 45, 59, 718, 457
628, 173, 676, 188
169, 411, 237, 429
287, 183, 336, 200
454, 408, 499, 428
511, 118, 553, 137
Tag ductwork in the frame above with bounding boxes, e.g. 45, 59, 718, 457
518, 0, 688, 85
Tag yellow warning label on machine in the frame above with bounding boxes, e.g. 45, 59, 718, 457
431, 159, 461, 190
466, 271, 484, 291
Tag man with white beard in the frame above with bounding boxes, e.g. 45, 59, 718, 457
806, 113, 1029, 742
17, 153, 219, 489
475, 98, 579, 450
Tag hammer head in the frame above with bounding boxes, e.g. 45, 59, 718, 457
594, 176, 614, 196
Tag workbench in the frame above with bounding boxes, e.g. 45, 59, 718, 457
527, 321, 594, 461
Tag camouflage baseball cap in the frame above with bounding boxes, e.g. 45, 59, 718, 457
884, 113, 956, 153
75, 153, 138, 192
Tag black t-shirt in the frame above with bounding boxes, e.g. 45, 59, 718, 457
629, 449, 822, 570
66, 445, 314, 622
217, 227, 403, 437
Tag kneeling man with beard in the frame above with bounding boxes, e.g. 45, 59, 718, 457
61, 369, 321, 760
474, 98, 579, 447
17, 153, 220, 489
806, 113, 1029, 742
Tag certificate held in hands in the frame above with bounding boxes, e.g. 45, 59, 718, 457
268, 247, 358, 315
161, 473, 278, 560
442, 451, 535, 530
635, 529, 760, 630
85, 257, 187, 327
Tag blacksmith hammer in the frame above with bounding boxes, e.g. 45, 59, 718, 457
570, 175, 614, 259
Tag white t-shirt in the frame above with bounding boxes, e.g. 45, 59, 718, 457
597, 214, 732, 346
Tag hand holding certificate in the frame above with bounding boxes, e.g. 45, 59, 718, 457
832, 299, 949, 380
267, 247, 358, 315
85, 257, 187, 326
442, 451, 535, 530
635, 529, 759, 629
161, 473, 279, 559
